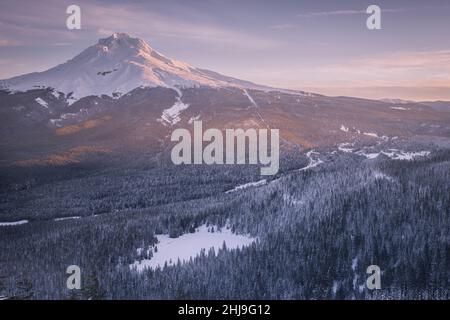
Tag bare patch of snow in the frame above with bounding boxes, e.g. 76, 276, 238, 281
159, 90, 189, 125
298, 150, 323, 171
340, 125, 349, 133
357, 151, 380, 159
381, 150, 430, 160
54, 216, 81, 222
130, 224, 256, 271
332, 281, 339, 295
362, 132, 389, 141
338, 143, 354, 153
363, 132, 378, 138
226, 179, 267, 193
243, 89, 257, 107
160, 99, 189, 125
51, 90, 61, 99
356, 150, 430, 161
382, 98, 412, 104
0, 220, 28, 226
35, 97, 48, 109
49, 110, 88, 127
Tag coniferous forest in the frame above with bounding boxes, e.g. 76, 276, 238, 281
1, 144, 449, 300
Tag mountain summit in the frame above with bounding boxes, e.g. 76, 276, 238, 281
0, 33, 266, 100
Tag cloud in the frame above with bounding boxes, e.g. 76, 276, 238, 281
80, 2, 283, 50
245, 50, 450, 89
316, 50, 450, 87
239, 49, 450, 99
0, 1, 84, 45
297, 8, 405, 18
0, 39, 21, 46
297, 9, 364, 18
268, 24, 297, 30
0, 0, 283, 50
355, 50, 450, 70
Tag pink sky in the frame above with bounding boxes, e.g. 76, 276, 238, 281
0, 0, 449, 101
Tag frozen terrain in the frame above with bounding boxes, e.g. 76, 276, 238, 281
130, 224, 256, 271
0, 220, 28, 227
35, 97, 48, 109
226, 179, 267, 193
357, 149, 430, 160
337, 143, 431, 161
54, 216, 81, 222
159, 96, 190, 125
298, 150, 323, 171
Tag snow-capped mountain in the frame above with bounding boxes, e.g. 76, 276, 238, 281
1, 32, 449, 165
0, 33, 267, 101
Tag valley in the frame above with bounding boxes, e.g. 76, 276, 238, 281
0, 33, 449, 300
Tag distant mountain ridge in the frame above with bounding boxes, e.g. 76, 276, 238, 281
1, 33, 450, 165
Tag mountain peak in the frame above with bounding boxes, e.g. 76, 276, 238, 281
1, 33, 269, 101
97, 32, 149, 52
111, 32, 131, 39
98, 32, 132, 44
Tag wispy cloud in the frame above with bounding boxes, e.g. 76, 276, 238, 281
81, 2, 283, 50
240, 49, 450, 98
0, 39, 21, 46
268, 24, 298, 30
303, 50, 450, 88
0, 0, 284, 50
297, 8, 405, 18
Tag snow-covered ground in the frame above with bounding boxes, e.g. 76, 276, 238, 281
357, 149, 430, 160
338, 126, 390, 142
160, 99, 189, 125
35, 97, 48, 109
298, 150, 323, 171
0, 220, 28, 226
363, 132, 389, 141
130, 224, 256, 272
226, 179, 267, 193
340, 124, 349, 133
337, 143, 430, 161
379, 150, 430, 160
54, 216, 81, 222
338, 143, 354, 153
243, 89, 258, 107
159, 90, 190, 125
51, 90, 61, 99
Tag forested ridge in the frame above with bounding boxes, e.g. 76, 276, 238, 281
0, 146, 449, 299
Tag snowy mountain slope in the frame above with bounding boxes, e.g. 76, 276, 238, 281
1, 33, 450, 164
0, 33, 268, 100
